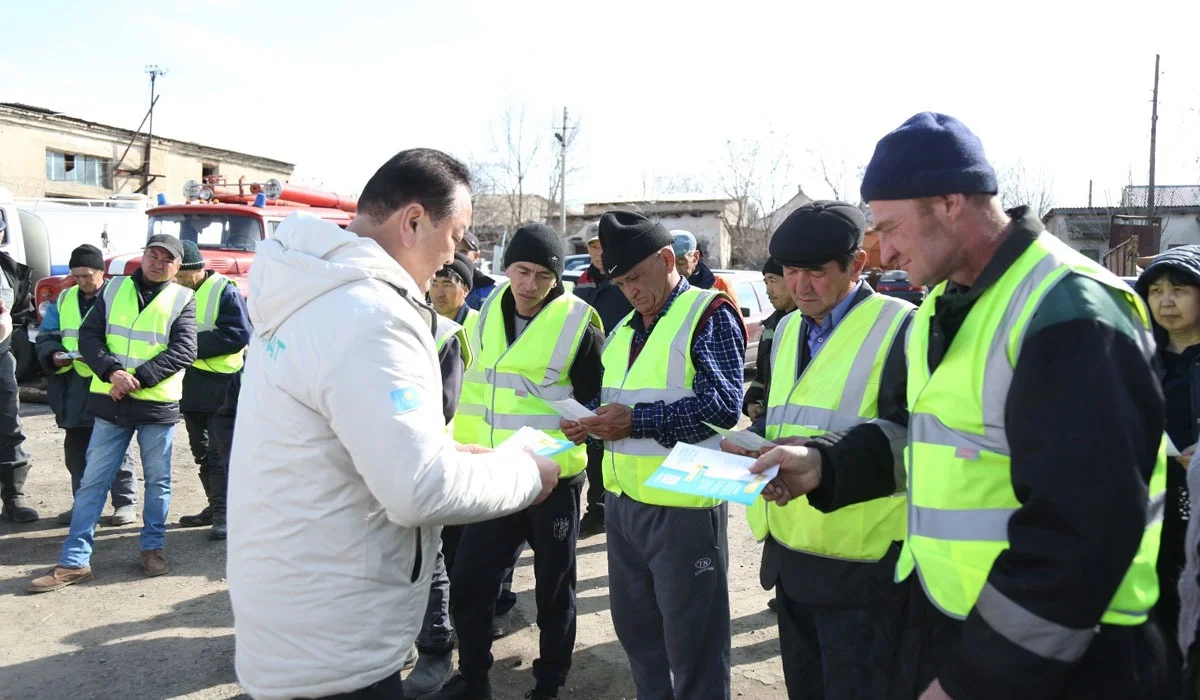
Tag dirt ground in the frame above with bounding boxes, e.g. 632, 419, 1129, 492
0, 401, 788, 700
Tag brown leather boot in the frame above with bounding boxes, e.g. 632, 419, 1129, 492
28, 566, 93, 593
140, 550, 168, 577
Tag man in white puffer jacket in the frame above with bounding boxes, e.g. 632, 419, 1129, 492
227, 149, 560, 700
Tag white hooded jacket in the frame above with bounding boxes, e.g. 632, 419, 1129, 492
227, 213, 542, 700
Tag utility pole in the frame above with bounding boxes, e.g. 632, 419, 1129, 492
141, 65, 167, 194
553, 107, 569, 236
1147, 54, 1160, 220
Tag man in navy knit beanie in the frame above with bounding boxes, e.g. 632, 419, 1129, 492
753, 112, 1180, 699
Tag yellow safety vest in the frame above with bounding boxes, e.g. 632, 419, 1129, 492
898, 232, 1166, 636
89, 276, 194, 403
600, 286, 728, 507
55, 285, 97, 378
747, 293, 911, 560
454, 283, 601, 476
192, 273, 245, 374
459, 307, 480, 356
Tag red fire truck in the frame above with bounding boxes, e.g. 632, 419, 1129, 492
33, 176, 357, 321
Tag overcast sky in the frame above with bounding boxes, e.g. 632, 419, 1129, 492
4, 0, 1199, 211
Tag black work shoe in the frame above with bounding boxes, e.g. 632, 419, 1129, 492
179, 506, 213, 527
578, 510, 605, 538
425, 674, 492, 700
525, 687, 559, 700
209, 512, 227, 540
3, 497, 39, 523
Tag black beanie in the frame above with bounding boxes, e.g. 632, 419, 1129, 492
69, 244, 104, 271
180, 240, 205, 271
503, 223, 564, 279
436, 251, 475, 291
598, 210, 673, 277
761, 257, 783, 277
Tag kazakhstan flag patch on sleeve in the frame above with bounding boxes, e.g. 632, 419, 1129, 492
390, 386, 423, 415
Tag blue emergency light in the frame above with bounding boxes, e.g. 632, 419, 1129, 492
253, 193, 267, 208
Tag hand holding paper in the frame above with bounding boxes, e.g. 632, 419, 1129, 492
644, 443, 780, 505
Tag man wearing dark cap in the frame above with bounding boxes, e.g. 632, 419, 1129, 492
36, 244, 136, 527
722, 201, 914, 699
750, 113, 1179, 699
173, 240, 251, 540
560, 210, 746, 700
741, 257, 795, 426
431, 251, 479, 337
460, 230, 498, 310
572, 230, 633, 538
435, 223, 604, 700
31, 233, 197, 591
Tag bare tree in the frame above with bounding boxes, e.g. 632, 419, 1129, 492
718, 134, 794, 268
996, 161, 1055, 218
487, 100, 544, 230
652, 173, 713, 196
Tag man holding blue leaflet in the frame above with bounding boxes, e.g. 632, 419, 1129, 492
434, 223, 605, 700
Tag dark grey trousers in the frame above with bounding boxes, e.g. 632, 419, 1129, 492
605, 493, 731, 700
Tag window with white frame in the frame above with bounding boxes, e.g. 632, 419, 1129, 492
45, 150, 111, 188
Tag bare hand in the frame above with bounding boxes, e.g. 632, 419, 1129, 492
530, 452, 561, 505
771, 436, 810, 447
919, 679, 953, 700
751, 445, 823, 506
578, 403, 633, 441
560, 419, 589, 445
1179, 444, 1196, 468
52, 352, 73, 368
745, 403, 764, 421
719, 438, 759, 458
456, 443, 494, 455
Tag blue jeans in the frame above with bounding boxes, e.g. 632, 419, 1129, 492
60, 419, 175, 568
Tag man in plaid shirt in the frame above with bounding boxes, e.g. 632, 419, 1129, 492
565, 210, 745, 700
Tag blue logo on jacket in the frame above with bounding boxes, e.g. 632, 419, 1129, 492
390, 387, 423, 414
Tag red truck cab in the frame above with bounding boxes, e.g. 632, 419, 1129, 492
35, 177, 357, 320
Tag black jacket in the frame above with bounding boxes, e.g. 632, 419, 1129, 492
806, 208, 1169, 698
574, 265, 634, 335
497, 283, 605, 486
36, 282, 106, 428
80, 269, 198, 425
0, 251, 34, 355
181, 272, 252, 414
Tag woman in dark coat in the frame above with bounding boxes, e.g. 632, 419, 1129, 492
1136, 246, 1200, 690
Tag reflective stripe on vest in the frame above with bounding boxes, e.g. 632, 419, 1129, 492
747, 293, 910, 560
89, 276, 194, 402
435, 315, 475, 371
898, 232, 1166, 662
454, 283, 600, 477
55, 286, 96, 378
600, 287, 726, 507
192, 273, 245, 374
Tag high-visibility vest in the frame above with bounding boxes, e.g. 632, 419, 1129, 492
600, 286, 728, 507
747, 293, 911, 559
55, 285, 98, 378
89, 276, 194, 403
459, 307, 480, 355
192, 273, 245, 374
454, 283, 601, 476
434, 315, 475, 372
898, 232, 1166, 636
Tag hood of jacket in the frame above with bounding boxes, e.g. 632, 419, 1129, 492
1135, 244, 1200, 349
248, 213, 424, 342
688, 261, 717, 290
